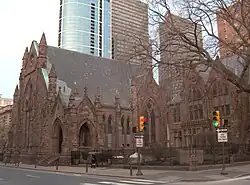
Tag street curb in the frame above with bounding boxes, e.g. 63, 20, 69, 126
0, 164, 146, 179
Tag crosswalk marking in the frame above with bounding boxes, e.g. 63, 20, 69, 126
120, 180, 152, 184
99, 181, 130, 185
73, 174, 82, 176
81, 179, 167, 185
132, 179, 166, 183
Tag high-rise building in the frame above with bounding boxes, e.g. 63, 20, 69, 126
111, 0, 149, 63
159, 14, 203, 101
58, 0, 149, 63
58, 0, 111, 58
217, 1, 250, 58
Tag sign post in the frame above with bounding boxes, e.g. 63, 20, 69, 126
216, 128, 228, 175
135, 134, 143, 176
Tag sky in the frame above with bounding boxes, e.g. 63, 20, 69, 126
0, 0, 59, 98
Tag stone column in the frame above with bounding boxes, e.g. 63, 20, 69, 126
95, 111, 105, 149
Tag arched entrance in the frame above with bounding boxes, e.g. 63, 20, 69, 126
53, 120, 63, 154
58, 127, 63, 154
79, 123, 91, 147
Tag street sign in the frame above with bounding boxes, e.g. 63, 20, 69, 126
217, 132, 228, 143
136, 138, 143, 147
216, 128, 227, 132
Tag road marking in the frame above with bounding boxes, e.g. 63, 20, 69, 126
80, 183, 97, 185
55, 172, 65, 175
26, 174, 40, 179
132, 179, 166, 183
99, 181, 130, 185
120, 180, 152, 184
73, 174, 82, 176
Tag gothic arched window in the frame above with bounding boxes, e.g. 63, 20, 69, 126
144, 110, 149, 146
224, 85, 229, 95
103, 114, 106, 133
121, 115, 124, 134
193, 89, 196, 100
108, 115, 112, 134
197, 89, 201, 99
126, 116, 130, 134
151, 109, 156, 142
213, 84, 217, 96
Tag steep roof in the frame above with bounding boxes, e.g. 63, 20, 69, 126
46, 46, 142, 108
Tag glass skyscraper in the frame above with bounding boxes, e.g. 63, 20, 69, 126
58, 0, 111, 58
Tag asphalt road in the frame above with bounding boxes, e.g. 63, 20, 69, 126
0, 166, 250, 185
0, 166, 168, 185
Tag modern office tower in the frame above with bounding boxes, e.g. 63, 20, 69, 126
58, 0, 111, 58
58, 0, 149, 62
159, 14, 203, 101
111, 0, 149, 63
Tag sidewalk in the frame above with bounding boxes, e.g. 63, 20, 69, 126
0, 162, 249, 182
0, 162, 163, 179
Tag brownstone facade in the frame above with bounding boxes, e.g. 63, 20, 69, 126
6, 34, 166, 165
167, 68, 250, 148
0, 105, 12, 151
217, 1, 250, 58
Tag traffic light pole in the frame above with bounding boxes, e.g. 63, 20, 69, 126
136, 146, 143, 176
136, 104, 143, 176
221, 142, 227, 175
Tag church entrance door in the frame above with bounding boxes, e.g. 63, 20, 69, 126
79, 123, 91, 148
53, 120, 63, 154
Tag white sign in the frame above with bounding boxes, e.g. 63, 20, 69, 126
136, 138, 143, 147
218, 132, 228, 143
216, 128, 228, 132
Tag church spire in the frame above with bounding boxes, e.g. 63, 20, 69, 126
84, 86, 88, 97
49, 64, 57, 78
38, 33, 47, 68
22, 47, 29, 69
48, 64, 57, 100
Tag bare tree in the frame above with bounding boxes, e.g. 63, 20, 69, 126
133, 0, 250, 93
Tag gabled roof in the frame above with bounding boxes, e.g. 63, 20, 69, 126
45, 46, 142, 108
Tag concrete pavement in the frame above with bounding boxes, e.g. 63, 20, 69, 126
171, 175, 250, 185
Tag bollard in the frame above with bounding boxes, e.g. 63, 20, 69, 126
130, 164, 133, 176
86, 162, 88, 173
56, 160, 59, 171
34, 154, 37, 168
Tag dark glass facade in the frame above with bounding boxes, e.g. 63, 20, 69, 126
58, 0, 111, 58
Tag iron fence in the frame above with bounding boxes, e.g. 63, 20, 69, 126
1, 144, 250, 168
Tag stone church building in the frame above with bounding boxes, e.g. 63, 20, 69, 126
6, 34, 166, 164
167, 64, 250, 148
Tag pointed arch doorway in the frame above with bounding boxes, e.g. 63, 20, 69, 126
79, 123, 92, 148
53, 120, 63, 154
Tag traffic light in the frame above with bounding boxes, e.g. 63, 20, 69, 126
212, 111, 220, 127
139, 116, 146, 132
